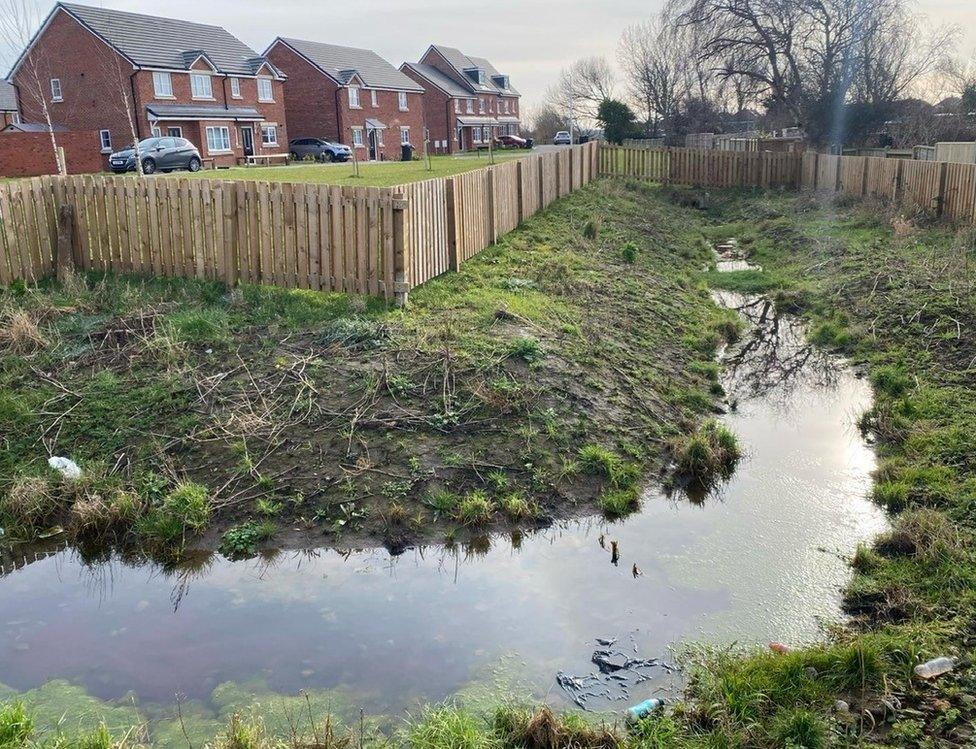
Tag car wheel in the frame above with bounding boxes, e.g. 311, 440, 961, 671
290, 151, 299, 161
141, 158, 156, 175
188, 157, 201, 172
323, 151, 335, 163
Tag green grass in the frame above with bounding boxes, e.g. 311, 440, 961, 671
170, 152, 529, 187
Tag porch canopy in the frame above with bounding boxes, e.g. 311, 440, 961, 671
365, 118, 387, 130
146, 104, 266, 122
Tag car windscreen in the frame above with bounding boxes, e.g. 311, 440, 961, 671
137, 138, 161, 150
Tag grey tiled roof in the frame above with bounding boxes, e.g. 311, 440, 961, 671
146, 103, 265, 121
59, 3, 278, 77
401, 63, 469, 97
3, 122, 67, 132
272, 38, 423, 92
0, 80, 17, 112
428, 45, 519, 96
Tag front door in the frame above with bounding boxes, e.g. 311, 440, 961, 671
367, 129, 378, 161
241, 127, 254, 157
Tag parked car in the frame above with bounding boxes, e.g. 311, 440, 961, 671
494, 134, 533, 149
289, 138, 352, 162
553, 131, 572, 146
109, 137, 201, 174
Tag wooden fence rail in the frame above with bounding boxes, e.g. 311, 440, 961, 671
0, 142, 600, 301
601, 145, 976, 224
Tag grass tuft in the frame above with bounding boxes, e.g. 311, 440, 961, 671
670, 420, 741, 486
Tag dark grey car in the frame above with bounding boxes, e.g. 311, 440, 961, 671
109, 137, 202, 175
289, 138, 352, 163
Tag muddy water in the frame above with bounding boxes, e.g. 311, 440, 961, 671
0, 295, 887, 725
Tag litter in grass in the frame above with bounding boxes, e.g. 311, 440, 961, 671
48, 457, 82, 480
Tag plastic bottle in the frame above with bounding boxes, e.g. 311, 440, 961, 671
626, 698, 664, 723
914, 657, 955, 679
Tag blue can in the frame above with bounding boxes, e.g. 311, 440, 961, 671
626, 698, 664, 722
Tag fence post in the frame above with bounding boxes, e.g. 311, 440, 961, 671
894, 158, 904, 202
936, 161, 948, 217
446, 178, 460, 271
485, 168, 496, 243
515, 160, 524, 224
392, 192, 409, 307
860, 157, 869, 197
221, 182, 238, 287
56, 203, 75, 282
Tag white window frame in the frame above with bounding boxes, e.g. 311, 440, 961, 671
376, 128, 384, 147
466, 99, 474, 114
455, 125, 462, 143
150, 125, 162, 137
230, 77, 241, 98
190, 73, 213, 100
167, 126, 183, 138
12, 112, 21, 124
398, 92, 409, 111
50, 78, 62, 102
152, 71, 173, 98
351, 127, 364, 147
479, 98, 486, 114
472, 127, 481, 144
205, 125, 231, 154
400, 126, 410, 145
348, 86, 361, 109
370, 89, 378, 107
454, 99, 460, 114
99, 129, 112, 152
256, 78, 273, 103
483, 126, 490, 142
261, 124, 278, 146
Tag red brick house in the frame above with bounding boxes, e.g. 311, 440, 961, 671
8, 3, 288, 169
400, 45, 520, 154
0, 81, 20, 128
265, 38, 425, 162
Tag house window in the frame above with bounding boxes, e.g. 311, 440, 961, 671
398, 92, 408, 111
150, 125, 162, 137
261, 124, 278, 146
348, 86, 361, 108
472, 128, 481, 143
466, 99, 474, 114
257, 78, 273, 102
483, 126, 490, 142
456, 126, 462, 143
99, 129, 111, 152
167, 126, 182, 137
371, 90, 378, 107
191, 73, 213, 99
206, 125, 231, 153
153, 71, 173, 98
12, 112, 20, 124
454, 99, 460, 113
50, 78, 62, 102
352, 127, 364, 147
479, 98, 485, 114
400, 126, 410, 145
230, 77, 241, 98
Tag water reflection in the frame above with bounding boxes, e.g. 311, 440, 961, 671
0, 295, 887, 719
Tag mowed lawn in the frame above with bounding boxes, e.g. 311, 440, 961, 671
169, 151, 530, 187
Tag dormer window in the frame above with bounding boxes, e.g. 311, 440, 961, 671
465, 67, 485, 86
492, 75, 509, 90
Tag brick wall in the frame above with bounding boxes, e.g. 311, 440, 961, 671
0, 130, 104, 177
402, 66, 454, 154
266, 42, 341, 143
338, 88, 425, 161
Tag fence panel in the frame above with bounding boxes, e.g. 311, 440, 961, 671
901, 161, 943, 214
541, 151, 559, 207
453, 168, 492, 264
865, 157, 901, 200
399, 177, 449, 289
840, 156, 867, 197
518, 155, 542, 219
492, 160, 520, 237
943, 163, 976, 222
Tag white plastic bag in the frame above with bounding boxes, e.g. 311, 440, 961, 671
48, 456, 82, 480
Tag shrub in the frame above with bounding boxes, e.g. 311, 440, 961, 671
219, 521, 277, 559
671, 420, 741, 485
582, 218, 601, 240
508, 337, 544, 363
621, 242, 639, 263
136, 481, 211, 543
454, 491, 494, 526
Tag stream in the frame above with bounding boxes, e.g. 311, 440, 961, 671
0, 288, 888, 735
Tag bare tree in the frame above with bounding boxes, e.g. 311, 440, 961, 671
547, 56, 616, 125
103, 51, 145, 174
0, 0, 65, 174
618, 15, 690, 135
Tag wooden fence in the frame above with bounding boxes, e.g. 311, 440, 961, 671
600, 145, 976, 223
0, 142, 600, 300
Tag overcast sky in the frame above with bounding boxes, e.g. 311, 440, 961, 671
4, 0, 975, 112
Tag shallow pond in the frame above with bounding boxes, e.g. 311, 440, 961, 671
0, 293, 888, 734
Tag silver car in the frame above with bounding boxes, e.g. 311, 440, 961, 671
553, 131, 572, 146
289, 138, 352, 163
